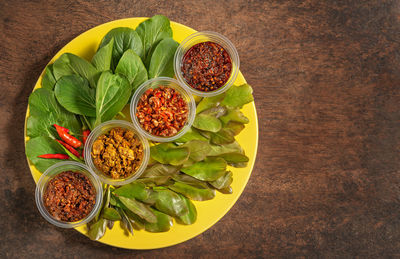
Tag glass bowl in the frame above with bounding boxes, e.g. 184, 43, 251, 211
173, 31, 240, 97
84, 120, 150, 186
35, 161, 103, 228
130, 77, 196, 142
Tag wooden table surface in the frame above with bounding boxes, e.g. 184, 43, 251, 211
1, 0, 399, 257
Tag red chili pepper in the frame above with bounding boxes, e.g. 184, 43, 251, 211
38, 154, 69, 159
82, 130, 91, 145
54, 124, 82, 148
55, 139, 81, 158
53, 124, 69, 133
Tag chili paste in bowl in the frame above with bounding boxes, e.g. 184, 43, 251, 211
35, 161, 102, 228
174, 31, 240, 97
130, 77, 196, 142
84, 120, 150, 186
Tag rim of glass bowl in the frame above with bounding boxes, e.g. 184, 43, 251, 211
35, 161, 103, 228
173, 31, 240, 97
83, 120, 150, 186
130, 77, 196, 142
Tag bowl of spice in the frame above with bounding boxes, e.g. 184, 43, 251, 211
35, 161, 103, 228
174, 31, 240, 97
130, 77, 196, 142
84, 120, 150, 186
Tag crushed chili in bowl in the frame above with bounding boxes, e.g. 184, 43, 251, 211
43, 171, 96, 222
181, 41, 232, 92
91, 127, 144, 179
136, 86, 189, 137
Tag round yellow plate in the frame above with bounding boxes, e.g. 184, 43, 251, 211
24, 18, 259, 249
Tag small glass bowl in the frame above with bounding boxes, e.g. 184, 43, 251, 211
35, 161, 103, 228
130, 77, 196, 142
84, 120, 150, 186
173, 31, 240, 97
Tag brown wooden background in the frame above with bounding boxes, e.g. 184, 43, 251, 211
1, 0, 399, 258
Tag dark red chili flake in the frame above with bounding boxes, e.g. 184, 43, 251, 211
181, 41, 232, 92
136, 86, 188, 137
43, 171, 96, 222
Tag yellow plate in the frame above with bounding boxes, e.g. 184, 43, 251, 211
24, 17, 259, 249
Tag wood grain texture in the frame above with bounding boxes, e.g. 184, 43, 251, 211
1, 0, 400, 257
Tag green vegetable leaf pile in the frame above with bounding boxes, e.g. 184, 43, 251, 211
25, 15, 255, 241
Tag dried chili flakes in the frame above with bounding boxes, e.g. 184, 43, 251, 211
43, 171, 96, 222
181, 41, 232, 92
136, 86, 188, 137
91, 127, 144, 179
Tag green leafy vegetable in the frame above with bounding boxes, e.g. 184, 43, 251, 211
91, 38, 114, 71
152, 188, 188, 217
27, 88, 81, 138
136, 15, 173, 65
168, 181, 215, 201
176, 195, 197, 225
210, 128, 235, 145
192, 114, 222, 132
219, 108, 249, 125
221, 84, 254, 108
117, 207, 134, 235
218, 153, 249, 163
115, 49, 148, 93
118, 196, 157, 223
150, 143, 189, 166
144, 208, 173, 232
54, 75, 96, 117
225, 121, 245, 136
181, 157, 227, 181
209, 171, 233, 190
174, 127, 208, 143
95, 71, 132, 126
113, 182, 149, 201
208, 141, 243, 156
196, 95, 225, 114
98, 27, 144, 69
148, 38, 178, 78
102, 208, 121, 221
181, 140, 211, 162
88, 218, 107, 240
25, 136, 67, 172
53, 53, 99, 88
41, 64, 56, 90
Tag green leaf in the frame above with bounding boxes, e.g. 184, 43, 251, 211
176, 195, 197, 225
172, 174, 209, 188
221, 84, 254, 108
181, 157, 227, 181
208, 141, 243, 156
136, 15, 173, 64
199, 106, 227, 118
96, 185, 111, 221
25, 136, 67, 172
118, 196, 157, 223
95, 71, 132, 126
209, 171, 233, 190
53, 53, 100, 88
141, 163, 181, 177
168, 181, 215, 201
218, 153, 249, 163
225, 121, 245, 136
192, 114, 222, 133
174, 127, 208, 143
181, 140, 211, 162
54, 75, 96, 117
148, 38, 178, 78
99, 27, 144, 69
102, 207, 121, 221
91, 38, 114, 71
144, 208, 173, 232
41, 64, 56, 90
219, 108, 249, 125
88, 218, 107, 240
113, 182, 149, 201
210, 128, 235, 145
124, 210, 145, 230
116, 207, 134, 235
150, 143, 190, 166
115, 49, 148, 94
152, 188, 188, 217
196, 95, 225, 114
27, 88, 81, 138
